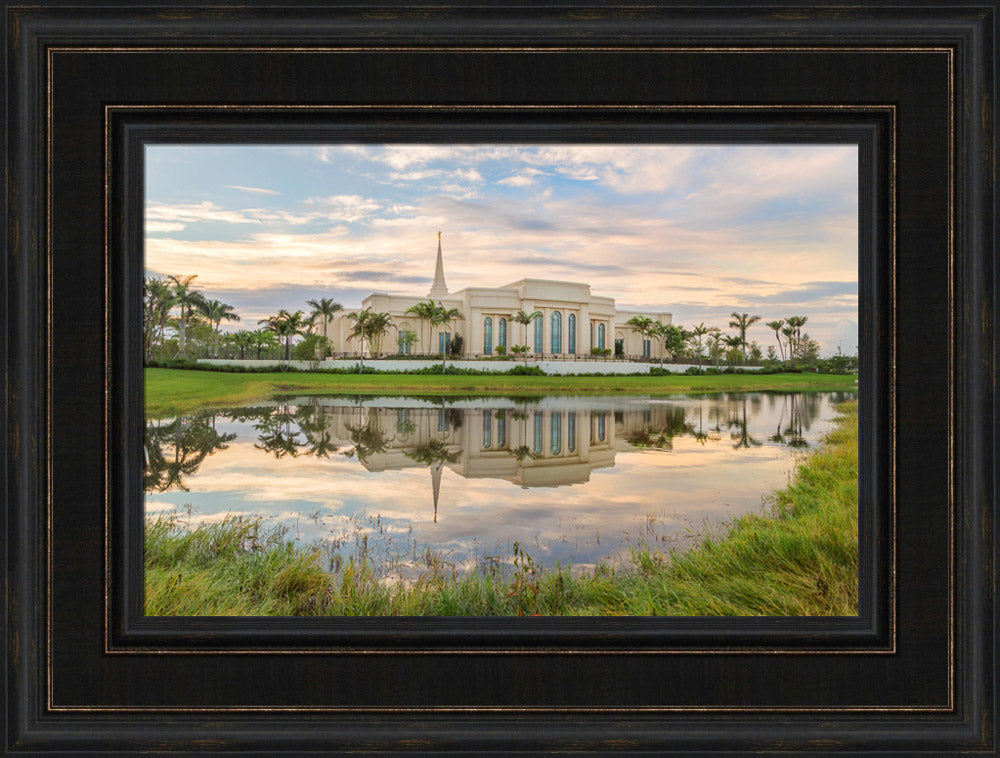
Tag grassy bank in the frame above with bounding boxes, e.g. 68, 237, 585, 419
145, 367, 858, 417
145, 402, 858, 616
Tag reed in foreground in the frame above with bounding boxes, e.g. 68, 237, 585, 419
144, 402, 858, 616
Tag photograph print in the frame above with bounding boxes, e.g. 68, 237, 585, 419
142, 143, 860, 617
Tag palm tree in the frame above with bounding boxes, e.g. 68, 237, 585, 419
729, 312, 761, 364
405, 299, 439, 356
307, 297, 342, 344
259, 309, 308, 362
690, 323, 718, 368
723, 334, 743, 367
168, 275, 206, 359
430, 302, 464, 371
249, 328, 279, 359
785, 316, 809, 363
765, 319, 786, 362
346, 308, 375, 368
396, 329, 417, 355
707, 332, 725, 367
364, 311, 393, 358
198, 298, 240, 358
228, 330, 255, 360
625, 315, 657, 361
781, 325, 797, 367
512, 310, 542, 361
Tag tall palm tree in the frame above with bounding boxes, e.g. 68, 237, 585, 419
625, 315, 657, 361
168, 275, 206, 359
512, 309, 542, 360
430, 302, 464, 371
781, 325, 797, 367
690, 323, 718, 368
765, 319, 786, 362
198, 298, 240, 358
364, 311, 393, 359
729, 312, 761, 364
259, 309, 308, 362
307, 297, 342, 344
346, 307, 375, 368
785, 316, 809, 363
404, 299, 439, 356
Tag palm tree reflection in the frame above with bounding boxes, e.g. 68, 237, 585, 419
143, 414, 236, 492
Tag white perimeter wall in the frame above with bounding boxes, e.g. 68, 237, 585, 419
197, 359, 762, 375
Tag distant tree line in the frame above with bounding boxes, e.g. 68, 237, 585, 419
624, 312, 855, 372
144, 278, 855, 372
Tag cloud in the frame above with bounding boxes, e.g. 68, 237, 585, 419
304, 194, 382, 223
146, 201, 261, 226
226, 185, 280, 195
498, 174, 535, 187
146, 221, 187, 233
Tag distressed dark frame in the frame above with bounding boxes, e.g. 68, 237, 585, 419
4, 2, 996, 755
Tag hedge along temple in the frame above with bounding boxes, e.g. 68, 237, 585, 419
325, 234, 673, 360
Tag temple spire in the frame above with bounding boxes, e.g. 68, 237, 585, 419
428, 231, 449, 298
431, 464, 442, 523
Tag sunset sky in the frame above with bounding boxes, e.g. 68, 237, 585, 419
145, 143, 859, 355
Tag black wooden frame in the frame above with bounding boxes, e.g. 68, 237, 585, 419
4, 2, 996, 755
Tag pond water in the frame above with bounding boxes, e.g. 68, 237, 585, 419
145, 391, 856, 578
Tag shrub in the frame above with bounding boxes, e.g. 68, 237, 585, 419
506, 365, 546, 376
293, 334, 332, 361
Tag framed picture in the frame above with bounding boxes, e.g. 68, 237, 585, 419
4, 2, 995, 754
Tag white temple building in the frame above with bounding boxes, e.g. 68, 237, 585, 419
325, 234, 673, 361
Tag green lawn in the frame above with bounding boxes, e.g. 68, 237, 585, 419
145, 367, 858, 417
144, 401, 859, 617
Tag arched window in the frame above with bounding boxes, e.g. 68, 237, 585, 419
568, 313, 576, 354
567, 412, 576, 452
533, 313, 543, 353
483, 317, 493, 355
532, 413, 543, 454
597, 323, 606, 350
482, 410, 492, 448
550, 413, 562, 454
497, 412, 507, 447
550, 311, 562, 353
498, 318, 507, 348
597, 412, 607, 442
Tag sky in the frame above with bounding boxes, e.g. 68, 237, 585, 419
145, 143, 859, 355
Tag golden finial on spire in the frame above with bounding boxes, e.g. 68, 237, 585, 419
438, 230, 442, 241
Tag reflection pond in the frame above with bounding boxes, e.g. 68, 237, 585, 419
145, 391, 856, 579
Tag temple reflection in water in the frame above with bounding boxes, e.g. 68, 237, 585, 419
277, 393, 832, 520
323, 398, 664, 517
144, 392, 853, 571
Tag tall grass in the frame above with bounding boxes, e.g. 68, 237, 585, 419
145, 402, 858, 616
